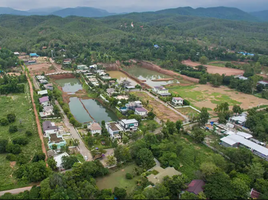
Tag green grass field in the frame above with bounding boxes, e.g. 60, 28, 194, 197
0, 84, 42, 191
177, 107, 200, 118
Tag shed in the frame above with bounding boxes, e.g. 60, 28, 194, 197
38, 90, 48, 96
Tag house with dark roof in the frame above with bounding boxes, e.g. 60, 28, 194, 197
186, 180, 205, 195
135, 107, 148, 117
42, 121, 59, 137
48, 133, 66, 151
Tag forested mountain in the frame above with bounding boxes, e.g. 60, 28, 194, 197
251, 10, 268, 22
155, 6, 259, 22
0, 7, 29, 16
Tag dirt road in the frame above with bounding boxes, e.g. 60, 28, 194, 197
55, 101, 93, 161
25, 69, 48, 163
0, 186, 33, 196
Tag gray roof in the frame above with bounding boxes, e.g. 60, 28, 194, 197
42, 121, 58, 133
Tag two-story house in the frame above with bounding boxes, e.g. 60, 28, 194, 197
88, 122, 102, 135
119, 119, 139, 132
172, 97, 184, 106
42, 121, 59, 137
105, 122, 123, 139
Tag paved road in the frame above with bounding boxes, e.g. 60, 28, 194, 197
0, 186, 34, 196
55, 100, 93, 161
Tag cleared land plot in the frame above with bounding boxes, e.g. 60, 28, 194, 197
177, 107, 200, 118
131, 91, 185, 122
0, 84, 41, 191
28, 63, 56, 75
182, 60, 244, 76
168, 84, 268, 111
96, 164, 139, 193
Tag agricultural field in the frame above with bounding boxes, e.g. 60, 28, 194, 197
0, 84, 41, 191
167, 84, 268, 111
130, 91, 185, 122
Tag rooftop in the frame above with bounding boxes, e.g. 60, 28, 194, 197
49, 133, 64, 143
89, 122, 102, 131
42, 121, 58, 132
54, 152, 69, 168
39, 96, 49, 103
121, 119, 138, 124
186, 180, 205, 195
231, 115, 247, 123
37, 90, 48, 95
173, 97, 184, 100
107, 122, 123, 132
135, 107, 147, 112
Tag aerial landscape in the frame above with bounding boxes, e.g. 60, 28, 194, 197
1, 0, 268, 199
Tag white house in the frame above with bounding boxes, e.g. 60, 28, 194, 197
88, 122, 102, 135
172, 97, 184, 106
54, 152, 69, 169
38, 90, 48, 96
105, 122, 123, 139
42, 121, 59, 137
14, 52, 20, 56
135, 107, 148, 117
119, 119, 139, 132
89, 64, 98, 69
39, 105, 54, 118
153, 86, 171, 96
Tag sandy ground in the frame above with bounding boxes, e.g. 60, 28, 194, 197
192, 84, 268, 110
132, 92, 185, 122
28, 63, 56, 75
182, 60, 244, 76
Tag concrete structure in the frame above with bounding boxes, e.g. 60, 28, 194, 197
37, 90, 48, 96
44, 83, 53, 91
105, 122, 123, 139
36, 75, 46, 80
172, 97, 184, 106
220, 134, 268, 160
14, 52, 20, 56
106, 88, 116, 96
40, 80, 48, 84
186, 180, 205, 195
54, 152, 69, 169
48, 133, 66, 151
77, 65, 88, 70
119, 119, 139, 132
42, 121, 59, 137
135, 107, 148, 117
147, 166, 181, 185
88, 122, 102, 135
153, 86, 171, 96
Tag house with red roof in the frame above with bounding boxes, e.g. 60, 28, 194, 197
186, 180, 205, 195
172, 97, 184, 106
250, 188, 260, 199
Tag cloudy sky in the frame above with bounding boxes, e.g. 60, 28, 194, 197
1, 0, 268, 12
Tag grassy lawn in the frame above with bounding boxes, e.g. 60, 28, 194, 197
177, 107, 200, 118
140, 120, 160, 131
210, 93, 241, 105
168, 85, 203, 101
0, 84, 42, 191
96, 164, 139, 193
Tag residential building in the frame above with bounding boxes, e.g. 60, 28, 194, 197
125, 101, 142, 111
54, 152, 69, 169
48, 133, 66, 151
186, 180, 205, 195
42, 121, 59, 137
153, 86, 171, 96
105, 122, 123, 139
234, 75, 248, 81
172, 97, 184, 106
135, 107, 148, 117
89, 64, 97, 69
14, 52, 20, 56
119, 119, 139, 132
220, 134, 268, 160
40, 79, 48, 84
63, 59, 72, 65
39, 105, 54, 118
230, 113, 247, 126
106, 88, 116, 96
147, 166, 181, 185
44, 83, 53, 91
30, 53, 39, 57
88, 122, 102, 135
77, 65, 88, 70
36, 75, 46, 80
28, 60, 36, 64
38, 90, 48, 96
39, 96, 49, 106
258, 80, 268, 87
250, 189, 260, 199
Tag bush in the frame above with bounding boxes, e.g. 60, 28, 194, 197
7, 113, 16, 123
183, 99, 190, 106
9, 125, 18, 133
32, 152, 46, 162
13, 137, 28, 146
17, 154, 30, 165
6, 153, 17, 161
0, 139, 8, 153
126, 173, 133, 179
6, 144, 21, 154
0, 118, 9, 126
25, 130, 33, 137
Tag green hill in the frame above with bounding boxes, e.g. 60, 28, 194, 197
251, 10, 268, 22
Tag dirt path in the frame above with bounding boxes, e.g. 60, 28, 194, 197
0, 186, 34, 196
79, 98, 95, 120
25, 68, 48, 164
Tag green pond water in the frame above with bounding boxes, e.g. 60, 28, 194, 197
123, 66, 179, 87
55, 78, 83, 93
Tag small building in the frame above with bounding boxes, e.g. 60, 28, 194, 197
44, 83, 53, 91
135, 107, 148, 117
105, 122, 123, 139
234, 75, 248, 81
54, 152, 69, 169
153, 86, 171, 96
14, 52, 20, 56
89, 64, 98, 69
172, 97, 184, 106
42, 121, 59, 137
77, 65, 88, 70
30, 53, 39, 57
28, 60, 36, 64
147, 167, 181, 185
38, 90, 48, 96
258, 81, 268, 87
186, 180, 205, 195
236, 131, 253, 139
230, 113, 247, 126
48, 133, 66, 151
154, 44, 159, 49
88, 122, 102, 135
250, 188, 260, 199
40, 79, 48, 84
106, 88, 116, 97
36, 75, 46, 80
39, 105, 54, 118
63, 59, 72, 65
119, 119, 139, 132
39, 96, 49, 106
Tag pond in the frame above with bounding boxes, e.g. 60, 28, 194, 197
69, 97, 92, 123
123, 66, 179, 87
108, 71, 138, 86
55, 78, 83, 94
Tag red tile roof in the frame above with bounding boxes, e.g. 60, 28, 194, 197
186, 180, 205, 195
250, 189, 260, 199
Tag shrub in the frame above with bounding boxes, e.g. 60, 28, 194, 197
126, 173, 133, 179
0, 139, 8, 153
6, 144, 21, 154
9, 125, 18, 133
32, 152, 46, 162
183, 99, 190, 106
7, 113, 16, 123
13, 137, 28, 146
0, 118, 9, 126
25, 130, 33, 137
6, 153, 17, 161
17, 154, 30, 165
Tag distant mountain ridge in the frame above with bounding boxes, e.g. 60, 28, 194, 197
0, 6, 267, 21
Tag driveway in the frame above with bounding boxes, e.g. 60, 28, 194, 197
55, 100, 93, 161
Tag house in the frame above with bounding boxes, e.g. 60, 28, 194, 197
172, 97, 184, 106
106, 88, 116, 96
147, 166, 181, 185
44, 83, 53, 91
234, 75, 248, 81
63, 59, 72, 65
40, 79, 48, 84
30, 53, 39, 57
54, 152, 69, 169
48, 133, 66, 151
258, 81, 268, 87
77, 65, 88, 70
39, 96, 49, 106
89, 64, 98, 69
154, 44, 159, 49
105, 122, 123, 139
153, 86, 171, 96
38, 90, 48, 96
135, 107, 148, 117
28, 60, 36, 64
42, 121, 59, 137
36, 75, 46, 80
230, 113, 247, 126
220, 134, 268, 160
250, 189, 260, 199
186, 180, 205, 195
125, 101, 142, 110
39, 105, 54, 118
14, 52, 20, 56
119, 119, 139, 132
88, 122, 102, 135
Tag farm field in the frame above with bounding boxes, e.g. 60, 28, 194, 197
182, 60, 244, 76
130, 91, 185, 122
168, 84, 268, 111
0, 84, 41, 191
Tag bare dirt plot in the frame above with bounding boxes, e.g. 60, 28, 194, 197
28, 63, 56, 75
182, 60, 244, 76
131, 92, 185, 122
